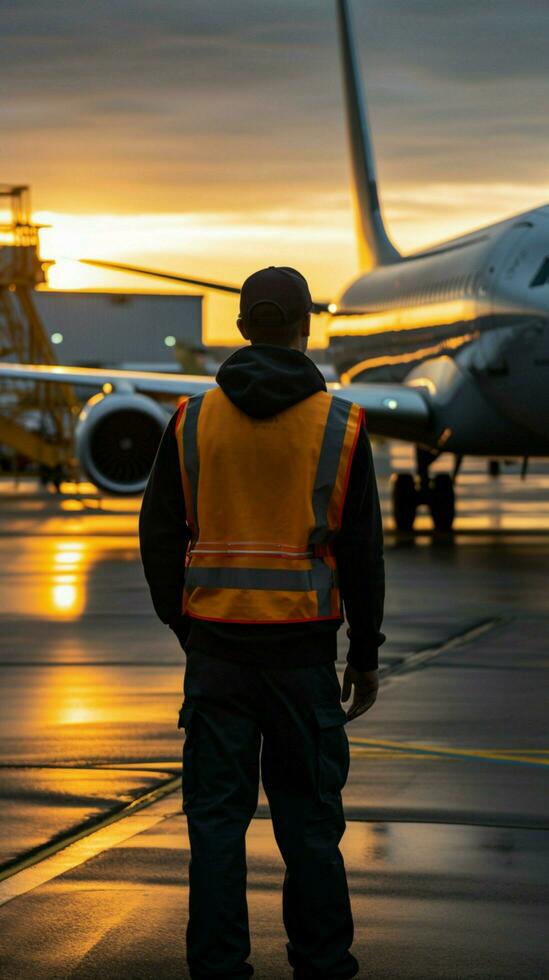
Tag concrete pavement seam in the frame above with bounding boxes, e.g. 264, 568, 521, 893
374, 616, 504, 681
0, 773, 182, 887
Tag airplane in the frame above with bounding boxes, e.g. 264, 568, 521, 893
1, 0, 548, 531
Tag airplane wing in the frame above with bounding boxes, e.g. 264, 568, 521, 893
332, 381, 432, 440
0, 362, 216, 398
80, 259, 332, 315
0, 362, 432, 440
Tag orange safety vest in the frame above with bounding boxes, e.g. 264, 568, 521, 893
174, 386, 363, 624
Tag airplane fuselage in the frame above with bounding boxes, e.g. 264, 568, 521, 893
328, 206, 549, 456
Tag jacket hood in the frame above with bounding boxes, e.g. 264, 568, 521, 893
216, 344, 327, 419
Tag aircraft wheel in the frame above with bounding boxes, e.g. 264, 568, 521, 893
429, 473, 455, 531
391, 473, 417, 531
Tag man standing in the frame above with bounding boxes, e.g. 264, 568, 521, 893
140, 266, 385, 980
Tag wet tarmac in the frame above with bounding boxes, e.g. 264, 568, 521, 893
0, 445, 548, 978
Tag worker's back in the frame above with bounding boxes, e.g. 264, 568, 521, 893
175, 381, 362, 625
188, 386, 331, 542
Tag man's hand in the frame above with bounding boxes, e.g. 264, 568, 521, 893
341, 666, 379, 722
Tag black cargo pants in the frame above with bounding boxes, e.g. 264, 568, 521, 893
179, 649, 358, 980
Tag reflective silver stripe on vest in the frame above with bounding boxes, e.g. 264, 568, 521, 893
309, 396, 352, 545
189, 548, 314, 558
186, 560, 335, 616
182, 393, 205, 528
186, 561, 333, 592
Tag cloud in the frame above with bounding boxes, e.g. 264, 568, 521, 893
1, 0, 548, 214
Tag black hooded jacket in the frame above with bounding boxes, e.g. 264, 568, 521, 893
139, 345, 385, 670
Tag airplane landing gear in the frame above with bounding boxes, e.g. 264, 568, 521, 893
391, 448, 456, 532
391, 473, 417, 531
429, 473, 455, 531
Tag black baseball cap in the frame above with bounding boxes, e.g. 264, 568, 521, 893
239, 266, 312, 327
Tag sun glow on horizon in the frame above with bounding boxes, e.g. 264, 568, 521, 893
34, 179, 549, 345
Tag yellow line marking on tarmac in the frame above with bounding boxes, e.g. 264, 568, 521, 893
348, 738, 549, 768
351, 753, 424, 761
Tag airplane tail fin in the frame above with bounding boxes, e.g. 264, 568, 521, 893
336, 0, 401, 271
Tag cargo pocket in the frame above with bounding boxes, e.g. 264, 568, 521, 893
178, 702, 196, 812
313, 704, 350, 802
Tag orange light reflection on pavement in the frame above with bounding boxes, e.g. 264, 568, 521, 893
45, 665, 178, 729
10, 532, 138, 620
47, 540, 88, 619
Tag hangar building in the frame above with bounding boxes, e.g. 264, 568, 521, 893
33, 290, 203, 368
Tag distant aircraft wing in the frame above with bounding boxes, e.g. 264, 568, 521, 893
80, 259, 331, 314
80, 260, 242, 297
0, 362, 432, 441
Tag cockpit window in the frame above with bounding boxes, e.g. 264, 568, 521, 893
529, 257, 549, 288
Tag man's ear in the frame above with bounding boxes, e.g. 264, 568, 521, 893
300, 314, 311, 338
237, 316, 250, 341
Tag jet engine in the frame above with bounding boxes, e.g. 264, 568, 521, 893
75, 392, 170, 495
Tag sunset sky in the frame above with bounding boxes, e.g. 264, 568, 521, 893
4, 0, 549, 345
